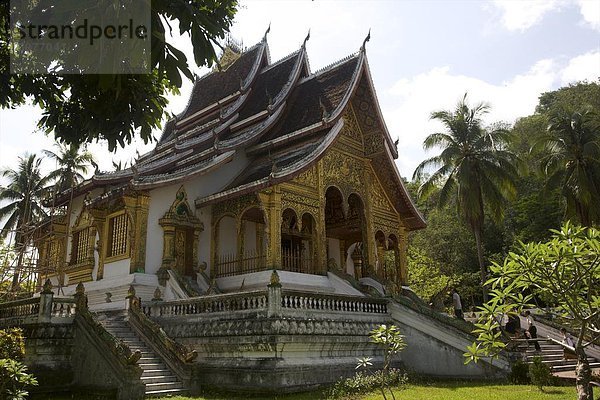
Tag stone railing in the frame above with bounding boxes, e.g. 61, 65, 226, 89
281, 290, 388, 314
142, 289, 268, 317
143, 271, 389, 322
0, 282, 78, 327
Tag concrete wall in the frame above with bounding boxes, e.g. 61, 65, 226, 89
389, 302, 509, 378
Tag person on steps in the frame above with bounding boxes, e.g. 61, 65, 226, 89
525, 310, 541, 352
452, 288, 464, 320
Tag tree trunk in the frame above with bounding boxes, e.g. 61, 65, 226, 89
473, 227, 488, 303
575, 346, 593, 400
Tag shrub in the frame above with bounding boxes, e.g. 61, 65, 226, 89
508, 360, 530, 384
0, 328, 37, 400
0, 359, 37, 400
325, 369, 408, 399
0, 329, 25, 360
528, 356, 553, 391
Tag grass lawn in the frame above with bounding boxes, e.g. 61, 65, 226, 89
152, 382, 575, 400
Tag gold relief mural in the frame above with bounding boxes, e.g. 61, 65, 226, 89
341, 107, 363, 144
292, 166, 318, 187
322, 149, 363, 193
363, 133, 385, 155
369, 170, 393, 211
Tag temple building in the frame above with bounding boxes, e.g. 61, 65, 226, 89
38, 32, 425, 303
17, 33, 504, 398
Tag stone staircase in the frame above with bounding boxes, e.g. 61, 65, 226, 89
97, 311, 187, 397
517, 338, 600, 373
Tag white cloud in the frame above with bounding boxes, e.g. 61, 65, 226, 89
577, 0, 600, 30
561, 50, 600, 84
492, 0, 565, 31
386, 51, 598, 177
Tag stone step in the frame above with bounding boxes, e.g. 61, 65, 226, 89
139, 362, 167, 370
145, 388, 188, 397
140, 375, 179, 384
140, 357, 162, 364
142, 369, 174, 378
145, 381, 184, 392
552, 362, 600, 372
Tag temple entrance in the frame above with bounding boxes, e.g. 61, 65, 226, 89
324, 187, 369, 278
281, 210, 316, 274
159, 186, 203, 278
174, 227, 195, 276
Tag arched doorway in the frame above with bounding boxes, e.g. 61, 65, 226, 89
324, 187, 369, 278
159, 187, 204, 278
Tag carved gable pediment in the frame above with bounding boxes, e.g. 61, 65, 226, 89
160, 186, 203, 229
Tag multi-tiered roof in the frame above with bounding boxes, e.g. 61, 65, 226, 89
69, 34, 425, 230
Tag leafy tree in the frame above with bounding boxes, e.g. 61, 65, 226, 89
537, 81, 600, 116
538, 109, 600, 226
407, 247, 456, 307
0, 154, 50, 290
466, 223, 600, 400
0, 0, 238, 150
43, 143, 96, 193
413, 94, 519, 301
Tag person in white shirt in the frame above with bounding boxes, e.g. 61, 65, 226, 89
561, 327, 577, 360
524, 310, 541, 351
452, 288, 464, 320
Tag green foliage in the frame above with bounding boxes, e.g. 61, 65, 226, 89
407, 247, 456, 305
0, 329, 36, 400
466, 223, 600, 363
0, 359, 37, 400
369, 325, 406, 372
0, 329, 25, 360
325, 369, 407, 400
539, 109, 600, 226
0, 154, 51, 242
508, 360, 530, 385
43, 143, 97, 193
466, 222, 599, 400
0, 1, 239, 150
537, 81, 600, 116
528, 356, 553, 392
413, 93, 519, 301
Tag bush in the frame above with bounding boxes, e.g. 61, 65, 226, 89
0, 328, 37, 400
325, 369, 408, 399
508, 360, 530, 384
0, 328, 25, 360
528, 356, 553, 391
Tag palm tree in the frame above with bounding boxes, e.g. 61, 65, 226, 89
539, 109, 600, 226
0, 154, 51, 290
413, 94, 519, 301
43, 143, 97, 193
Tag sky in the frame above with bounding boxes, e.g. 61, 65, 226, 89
0, 0, 598, 181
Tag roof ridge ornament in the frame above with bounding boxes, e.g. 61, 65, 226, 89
302, 29, 311, 48
360, 28, 371, 52
263, 23, 271, 42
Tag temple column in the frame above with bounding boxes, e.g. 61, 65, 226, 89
161, 225, 176, 269
398, 227, 408, 287
259, 188, 282, 269
125, 194, 150, 273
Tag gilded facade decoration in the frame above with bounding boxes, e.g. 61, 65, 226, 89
292, 166, 317, 188
160, 187, 203, 277
341, 107, 363, 144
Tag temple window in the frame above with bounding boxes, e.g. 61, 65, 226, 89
106, 211, 129, 260
70, 227, 90, 265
